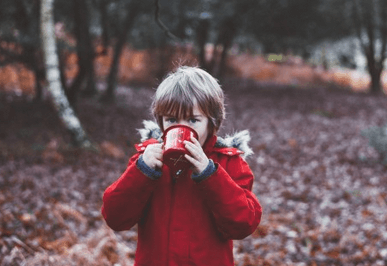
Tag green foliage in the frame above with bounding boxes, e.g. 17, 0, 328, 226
362, 125, 387, 163
267, 54, 284, 62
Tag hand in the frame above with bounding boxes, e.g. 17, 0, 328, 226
142, 143, 163, 170
184, 136, 209, 174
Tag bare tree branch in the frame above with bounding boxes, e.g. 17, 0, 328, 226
154, 0, 181, 42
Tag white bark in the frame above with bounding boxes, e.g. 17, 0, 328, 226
40, 0, 91, 147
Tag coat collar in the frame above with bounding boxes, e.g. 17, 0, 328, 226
137, 120, 253, 159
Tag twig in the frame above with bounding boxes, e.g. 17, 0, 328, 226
10, 236, 35, 254
154, 0, 180, 42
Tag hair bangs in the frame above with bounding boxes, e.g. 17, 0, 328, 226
157, 83, 195, 120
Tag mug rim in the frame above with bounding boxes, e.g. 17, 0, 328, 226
162, 125, 199, 140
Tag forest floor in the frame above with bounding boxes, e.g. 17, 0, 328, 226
1, 80, 387, 265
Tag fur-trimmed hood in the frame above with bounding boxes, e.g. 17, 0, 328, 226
137, 120, 253, 159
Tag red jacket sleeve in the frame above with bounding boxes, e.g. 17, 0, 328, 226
196, 155, 262, 240
101, 153, 158, 231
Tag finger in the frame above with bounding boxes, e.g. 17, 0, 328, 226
187, 143, 206, 162
184, 154, 206, 174
144, 146, 156, 155
153, 147, 164, 154
190, 137, 205, 153
149, 143, 163, 151
150, 147, 164, 156
184, 140, 195, 150
151, 143, 163, 149
184, 140, 200, 153
184, 154, 198, 166
153, 152, 163, 160
185, 143, 201, 160
153, 142, 163, 147
190, 136, 201, 147
155, 159, 163, 169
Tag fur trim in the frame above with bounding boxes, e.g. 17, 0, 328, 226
138, 120, 163, 142
137, 120, 253, 158
215, 131, 253, 159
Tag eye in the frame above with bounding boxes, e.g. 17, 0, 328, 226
188, 118, 199, 123
165, 117, 177, 123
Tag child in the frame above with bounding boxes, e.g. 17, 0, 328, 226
101, 66, 262, 266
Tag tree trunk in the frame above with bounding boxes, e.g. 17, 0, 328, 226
156, 46, 174, 81
32, 59, 45, 102
14, 0, 44, 102
215, 18, 237, 78
196, 18, 210, 71
67, 0, 96, 103
102, 3, 139, 102
33, 2, 45, 103
23, 46, 44, 102
58, 50, 69, 95
365, 50, 383, 94
369, 67, 383, 93
40, 0, 91, 147
99, 0, 109, 55
361, 5, 385, 94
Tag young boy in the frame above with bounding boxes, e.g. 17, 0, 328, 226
101, 66, 262, 266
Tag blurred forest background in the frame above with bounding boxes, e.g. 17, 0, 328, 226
1, 0, 387, 265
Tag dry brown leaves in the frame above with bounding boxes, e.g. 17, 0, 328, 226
1, 84, 387, 265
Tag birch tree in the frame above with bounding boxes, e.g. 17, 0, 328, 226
40, 0, 91, 147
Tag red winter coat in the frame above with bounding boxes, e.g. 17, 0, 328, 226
101, 134, 262, 266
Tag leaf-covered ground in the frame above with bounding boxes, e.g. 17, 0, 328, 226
1, 81, 387, 265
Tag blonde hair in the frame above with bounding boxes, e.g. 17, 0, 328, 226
151, 66, 225, 135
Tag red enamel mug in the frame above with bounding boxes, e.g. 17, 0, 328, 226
162, 125, 198, 176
